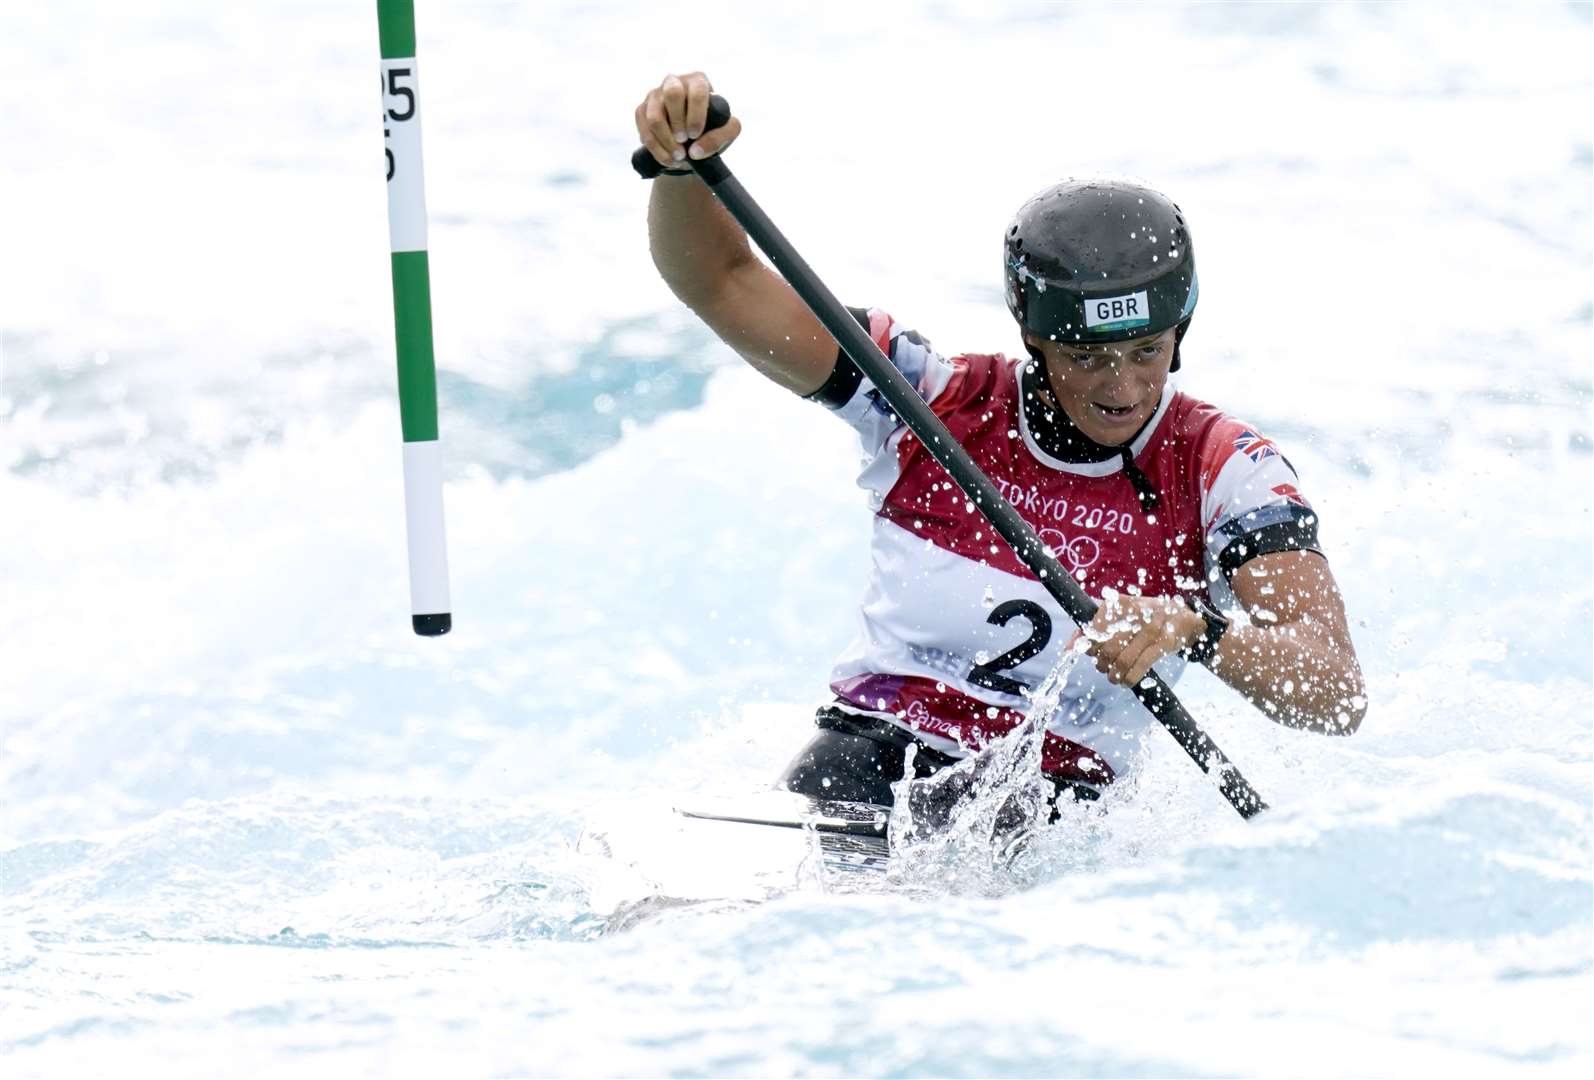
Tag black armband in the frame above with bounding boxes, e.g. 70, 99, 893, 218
803, 306, 872, 408
1216, 503, 1323, 580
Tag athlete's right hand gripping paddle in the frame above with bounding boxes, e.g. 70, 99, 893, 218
631, 96, 733, 179
632, 99, 1266, 819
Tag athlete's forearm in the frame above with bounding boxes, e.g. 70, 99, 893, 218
1208, 621, 1366, 734
648, 174, 754, 310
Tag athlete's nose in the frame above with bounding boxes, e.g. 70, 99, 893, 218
1096, 361, 1139, 403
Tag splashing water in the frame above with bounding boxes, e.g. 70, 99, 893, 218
887, 643, 1100, 895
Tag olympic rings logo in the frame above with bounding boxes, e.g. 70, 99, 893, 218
1037, 528, 1101, 572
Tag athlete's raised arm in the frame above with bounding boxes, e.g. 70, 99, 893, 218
638, 73, 837, 395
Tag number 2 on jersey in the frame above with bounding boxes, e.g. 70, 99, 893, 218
967, 599, 1053, 696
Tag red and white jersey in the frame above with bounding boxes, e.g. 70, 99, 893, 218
810, 308, 1322, 786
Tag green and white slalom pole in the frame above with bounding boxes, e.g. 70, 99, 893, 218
377, 0, 450, 636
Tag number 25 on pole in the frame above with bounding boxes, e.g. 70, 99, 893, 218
376, 0, 451, 636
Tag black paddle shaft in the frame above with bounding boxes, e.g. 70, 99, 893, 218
633, 98, 1266, 819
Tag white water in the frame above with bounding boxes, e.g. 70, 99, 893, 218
3, 1, 1591, 1075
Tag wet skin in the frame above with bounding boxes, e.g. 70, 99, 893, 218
1026, 327, 1178, 447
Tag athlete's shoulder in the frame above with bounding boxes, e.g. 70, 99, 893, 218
932, 350, 1015, 412
1164, 390, 1238, 441
834, 306, 1022, 418
1163, 392, 1293, 493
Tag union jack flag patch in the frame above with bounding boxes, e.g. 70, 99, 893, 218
1234, 429, 1279, 463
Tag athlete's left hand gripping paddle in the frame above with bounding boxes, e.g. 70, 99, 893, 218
376, 0, 451, 636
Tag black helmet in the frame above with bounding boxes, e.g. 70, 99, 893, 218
1004, 180, 1198, 370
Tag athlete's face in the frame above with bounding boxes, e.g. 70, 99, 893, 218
1027, 328, 1178, 446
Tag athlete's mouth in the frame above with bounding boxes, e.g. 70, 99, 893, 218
1091, 401, 1137, 420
